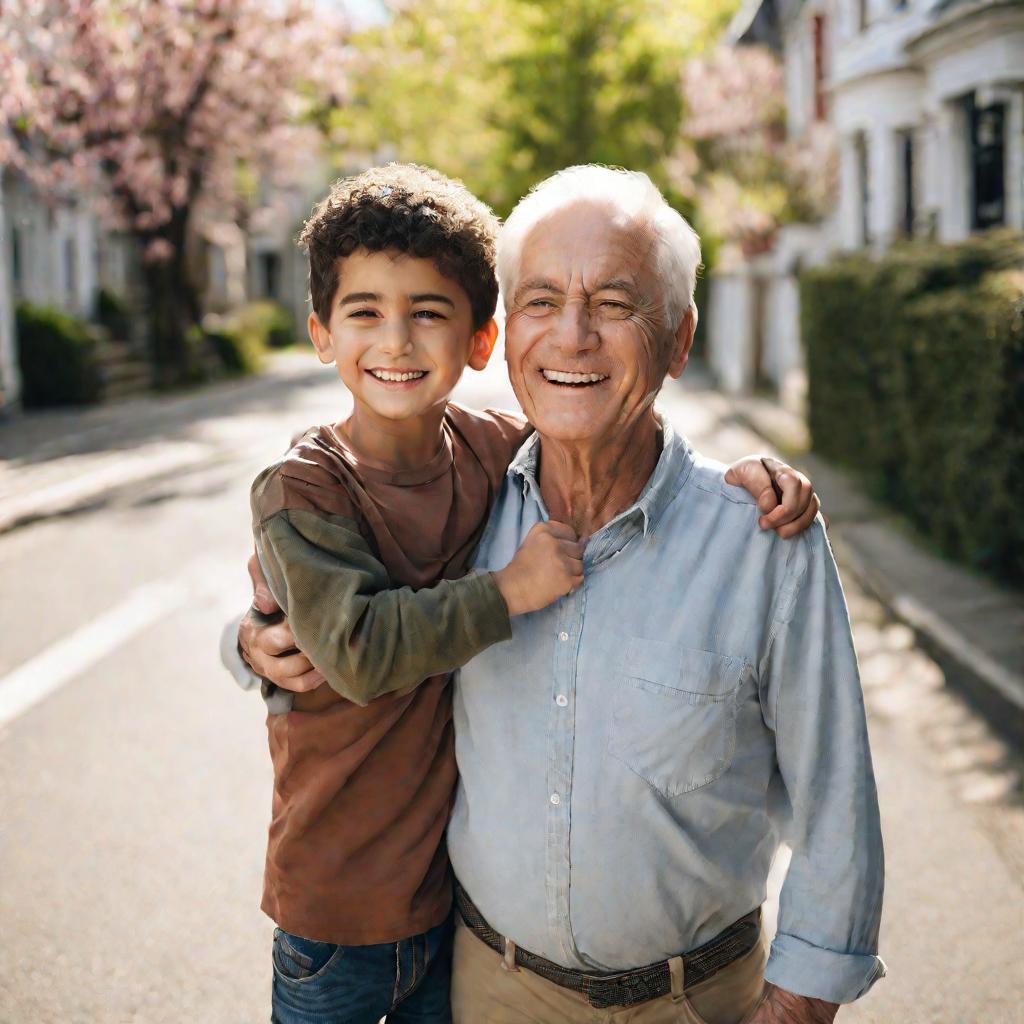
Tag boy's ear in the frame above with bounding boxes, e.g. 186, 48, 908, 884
308, 312, 335, 364
467, 318, 499, 371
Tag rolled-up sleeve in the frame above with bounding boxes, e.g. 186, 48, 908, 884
760, 522, 886, 1003
219, 613, 261, 691
219, 611, 297, 714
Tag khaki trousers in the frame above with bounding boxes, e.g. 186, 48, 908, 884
451, 918, 769, 1024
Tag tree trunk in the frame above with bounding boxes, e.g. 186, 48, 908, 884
140, 210, 201, 388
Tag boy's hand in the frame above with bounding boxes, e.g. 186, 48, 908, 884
493, 521, 584, 616
724, 455, 823, 539
238, 553, 325, 692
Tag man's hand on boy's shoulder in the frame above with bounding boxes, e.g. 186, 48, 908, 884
238, 554, 325, 693
724, 455, 823, 539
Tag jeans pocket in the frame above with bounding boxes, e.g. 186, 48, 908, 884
272, 928, 345, 984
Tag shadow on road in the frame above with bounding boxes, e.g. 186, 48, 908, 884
0, 352, 326, 468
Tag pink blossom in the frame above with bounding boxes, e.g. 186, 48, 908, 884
678, 44, 836, 243
1, 0, 349, 252
142, 237, 174, 263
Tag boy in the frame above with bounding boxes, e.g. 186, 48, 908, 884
230, 163, 819, 1024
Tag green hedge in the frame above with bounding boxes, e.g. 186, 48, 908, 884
16, 302, 103, 407
203, 317, 265, 376
199, 301, 296, 377
94, 287, 132, 341
237, 300, 296, 349
801, 231, 1024, 585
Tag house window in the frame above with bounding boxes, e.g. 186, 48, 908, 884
968, 94, 1006, 230
10, 226, 23, 297
813, 15, 827, 121
259, 251, 282, 300
898, 129, 915, 237
893, 0, 908, 10
64, 236, 78, 304
856, 132, 871, 245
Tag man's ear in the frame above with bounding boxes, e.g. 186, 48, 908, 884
666, 305, 697, 380
468, 318, 500, 371
308, 312, 335, 365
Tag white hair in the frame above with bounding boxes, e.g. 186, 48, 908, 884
497, 165, 702, 332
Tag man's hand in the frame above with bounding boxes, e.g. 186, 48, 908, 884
238, 554, 325, 692
493, 521, 584, 616
724, 455, 822, 539
747, 984, 839, 1024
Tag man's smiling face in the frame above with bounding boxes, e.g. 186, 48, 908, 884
504, 201, 682, 446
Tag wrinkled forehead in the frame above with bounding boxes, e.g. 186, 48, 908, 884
514, 200, 660, 295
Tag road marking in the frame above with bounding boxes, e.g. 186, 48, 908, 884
0, 579, 188, 727
0, 556, 239, 727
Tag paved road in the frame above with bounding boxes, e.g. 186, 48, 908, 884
1, 353, 1021, 1023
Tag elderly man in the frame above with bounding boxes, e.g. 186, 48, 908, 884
238, 167, 884, 1024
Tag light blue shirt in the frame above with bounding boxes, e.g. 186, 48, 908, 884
448, 417, 885, 1005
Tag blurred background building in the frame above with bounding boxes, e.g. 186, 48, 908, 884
709, 0, 1024, 401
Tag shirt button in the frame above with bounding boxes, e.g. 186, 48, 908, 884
555, 694, 568, 707
550, 793, 561, 805
559, 631, 569, 642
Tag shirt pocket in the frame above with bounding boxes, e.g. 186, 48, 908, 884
608, 637, 745, 798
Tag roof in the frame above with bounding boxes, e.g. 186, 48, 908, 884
728, 0, 783, 49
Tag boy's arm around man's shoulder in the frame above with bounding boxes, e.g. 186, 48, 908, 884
251, 459, 513, 707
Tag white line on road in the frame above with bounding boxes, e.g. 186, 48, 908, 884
0, 579, 188, 726
0, 556, 239, 727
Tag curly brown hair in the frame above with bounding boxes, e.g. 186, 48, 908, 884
299, 163, 500, 330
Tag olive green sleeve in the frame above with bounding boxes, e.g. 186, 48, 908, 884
255, 507, 512, 706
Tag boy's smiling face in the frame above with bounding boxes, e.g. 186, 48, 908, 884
309, 248, 497, 426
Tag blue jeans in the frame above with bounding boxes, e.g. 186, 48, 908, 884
271, 915, 453, 1024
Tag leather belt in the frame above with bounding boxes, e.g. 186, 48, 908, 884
454, 881, 761, 1010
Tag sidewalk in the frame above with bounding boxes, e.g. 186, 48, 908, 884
0, 351, 325, 534
695, 375, 1024, 747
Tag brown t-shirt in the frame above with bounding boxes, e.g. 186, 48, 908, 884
250, 402, 530, 944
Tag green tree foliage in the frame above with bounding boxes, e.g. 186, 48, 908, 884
334, 0, 738, 216
335, 0, 509, 205
494, 0, 686, 212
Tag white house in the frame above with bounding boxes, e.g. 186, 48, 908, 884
0, 160, 318, 411
708, 0, 1024, 399
194, 144, 336, 333
1, 173, 102, 318
244, 149, 339, 336
0, 170, 112, 410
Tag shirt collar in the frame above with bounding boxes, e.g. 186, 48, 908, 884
508, 414, 694, 538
